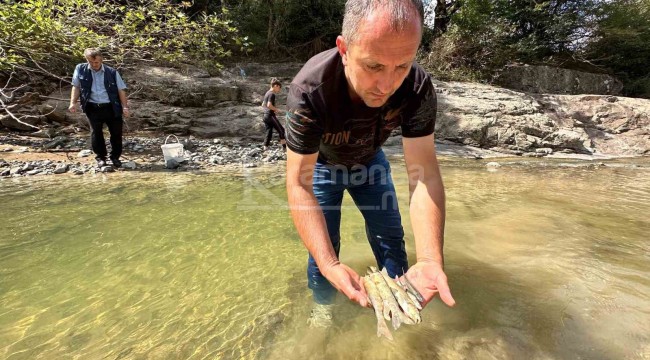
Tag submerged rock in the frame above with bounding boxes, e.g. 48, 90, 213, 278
165, 158, 180, 169
53, 163, 68, 174
122, 161, 137, 170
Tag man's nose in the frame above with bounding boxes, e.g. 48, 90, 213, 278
376, 71, 395, 94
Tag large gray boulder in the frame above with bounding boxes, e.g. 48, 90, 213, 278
435, 81, 649, 156
494, 64, 623, 95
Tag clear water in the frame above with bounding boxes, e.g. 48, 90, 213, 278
1, 157, 649, 360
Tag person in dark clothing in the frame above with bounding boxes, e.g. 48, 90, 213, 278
69, 48, 129, 168
261, 78, 286, 151
285, 0, 455, 328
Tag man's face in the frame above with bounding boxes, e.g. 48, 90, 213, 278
86, 55, 103, 71
337, 9, 421, 108
272, 84, 282, 93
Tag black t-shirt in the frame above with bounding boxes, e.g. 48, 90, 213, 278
262, 90, 276, 116
285, 48, 437, 167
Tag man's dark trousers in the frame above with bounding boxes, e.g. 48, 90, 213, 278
263, 113, 285, 146
86, 104, 123, 161
307, 149, 408, 304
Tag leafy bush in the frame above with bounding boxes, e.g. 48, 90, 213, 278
420, 0, 648, 98
419, 0, 514, 82
0, 0, 249, 77
581, 0, 650, 97
226, 0, 345, 60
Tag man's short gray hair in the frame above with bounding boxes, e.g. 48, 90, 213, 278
341, 0, 424, 45
83, 48, 103, 59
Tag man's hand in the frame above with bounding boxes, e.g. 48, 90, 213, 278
68, 103, 78, 113
123, 108, 130, 118
404, 261, 455, 308
321, 262, 369, 307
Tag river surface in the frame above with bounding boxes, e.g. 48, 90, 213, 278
1, 156, 649, 360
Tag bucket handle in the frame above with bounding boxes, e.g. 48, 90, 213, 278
164, 134, 180, 145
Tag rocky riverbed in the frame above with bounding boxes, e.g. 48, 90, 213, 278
0, 133, 288, 177
2, 130, 647, 179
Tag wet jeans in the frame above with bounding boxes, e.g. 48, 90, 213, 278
308, 149, 408, 304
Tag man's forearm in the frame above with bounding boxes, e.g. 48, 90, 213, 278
287, 183, 339, 269
118, 90, 128, 108
268, 103, 281, 112
70, 86, 80, 105
408, 177, 446, 265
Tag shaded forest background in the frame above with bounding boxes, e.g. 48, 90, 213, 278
1, 0, 649, 98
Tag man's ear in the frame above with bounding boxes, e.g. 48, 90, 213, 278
336, 36, 348, 66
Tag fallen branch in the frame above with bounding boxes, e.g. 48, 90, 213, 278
0, 99, 40, 130
1, 72, 40, 130
39, 95, 69, 101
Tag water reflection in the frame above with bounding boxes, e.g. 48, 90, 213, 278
0, 158, 649, 359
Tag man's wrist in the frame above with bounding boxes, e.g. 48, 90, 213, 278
415, 256, 444, 266
318, 257, 341, 276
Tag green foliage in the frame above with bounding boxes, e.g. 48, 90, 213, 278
226, 0, 346, 59
581, 0, 650, 97
490, 0, 597, 61
421, 0, 648, 97
420, 0, 514, 81
0, 0, 248, 76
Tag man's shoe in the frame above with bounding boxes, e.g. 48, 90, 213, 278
96, 158, 107, 167
307, 303, 333, 328
111, 158, 122, 168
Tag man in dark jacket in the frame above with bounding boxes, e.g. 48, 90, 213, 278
69, 48, 129, 168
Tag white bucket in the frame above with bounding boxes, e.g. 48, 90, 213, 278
161, 135, 185, 163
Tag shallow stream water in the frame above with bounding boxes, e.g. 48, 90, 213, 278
1, 156, 649, 359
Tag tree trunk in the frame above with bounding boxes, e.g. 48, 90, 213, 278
434, 0, 462, 37
266, 1, 275, 50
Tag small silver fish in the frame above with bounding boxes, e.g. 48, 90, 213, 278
380, 268, 421, 324
405, 290, 423, 311
400, 275, 425, 303
363, 276, 394, 340
368, 267, 408, 330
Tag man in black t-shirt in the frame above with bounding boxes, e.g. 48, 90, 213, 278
261, 78, 286, 150
286, 0, 455, 327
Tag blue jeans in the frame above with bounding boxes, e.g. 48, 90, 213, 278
308, 149, 408, 304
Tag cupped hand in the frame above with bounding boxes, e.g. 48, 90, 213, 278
68, 104, 77, 113
404, 261, 455, 308
321, 262, 369, 307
